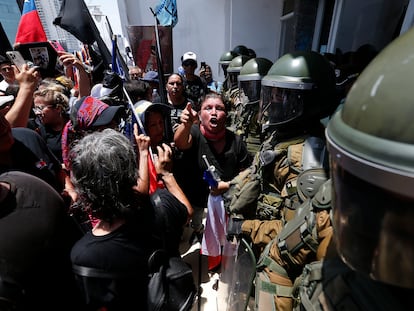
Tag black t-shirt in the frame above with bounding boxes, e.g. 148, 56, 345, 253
173, 124, 252, 207
70, 188, 188, 309
183, 75, 208, 109
0, 128, 63, 192
28, 119, 65, 163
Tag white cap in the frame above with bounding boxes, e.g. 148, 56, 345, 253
182, 51, 197, 63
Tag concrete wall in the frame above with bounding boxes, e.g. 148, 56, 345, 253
118, 0, 282, 81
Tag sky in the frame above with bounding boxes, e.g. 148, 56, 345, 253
86, 0, 123, 36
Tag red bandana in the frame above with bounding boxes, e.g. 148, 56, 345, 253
200, 123, 225, 141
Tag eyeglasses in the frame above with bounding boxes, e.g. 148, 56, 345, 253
32, 105, 54, 114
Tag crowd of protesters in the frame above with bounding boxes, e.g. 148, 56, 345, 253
0, 40, 248, 310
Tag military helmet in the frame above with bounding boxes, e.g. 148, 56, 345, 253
259, 51, 337, 132
219, 50, 237, 66
231, 45, 250, 56
326, 28, 414, 289
219, 50, 237, 76
226, 55, 252, 88
238, 57, 273, 103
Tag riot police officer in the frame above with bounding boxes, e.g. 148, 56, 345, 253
224, 55, 252, 129
224, 51, 340, 311
294, 26, 414, 310
236, 57, 273, 154
219, 51, 236, 74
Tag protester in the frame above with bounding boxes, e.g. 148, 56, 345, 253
124, 79, 151, 103
134, 99, 172, 150
0, 55, 17, 95
28, 86, 69, 162
0, 92, 15, 116
58, 51, 92, 101
166, 73, 194, 130
4, 63, 40, 128
69, 129, 192, 309
174, 92, 252, 270
0, 171, 83, 310
199, 63, 222, 94
90, 70, 124, 106
128, 65, 143, 80
0, 112, 64, 193
180, 51, 208, 110
142, 70, 161, 103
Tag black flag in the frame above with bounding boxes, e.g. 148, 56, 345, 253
54, 0, 96, 45
54, 0, 111, 67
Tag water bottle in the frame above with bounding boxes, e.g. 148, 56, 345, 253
152, 88, 161, 103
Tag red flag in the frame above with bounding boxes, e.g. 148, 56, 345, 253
148, 152, 164, 195
15, 0, 47, 45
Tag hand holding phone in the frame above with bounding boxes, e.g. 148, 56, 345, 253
6, 51, 27, 72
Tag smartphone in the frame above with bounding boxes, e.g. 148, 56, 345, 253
6, 51, 27, 71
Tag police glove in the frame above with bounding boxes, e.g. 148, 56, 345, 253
226, 216, 244, 241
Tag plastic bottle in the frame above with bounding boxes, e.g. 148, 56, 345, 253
152, 88, 161, 103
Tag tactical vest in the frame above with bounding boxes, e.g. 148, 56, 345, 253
255, 133, 327, 222
292, 256, 408, 311
253, 170, 332, 311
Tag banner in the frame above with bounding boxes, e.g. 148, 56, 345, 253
126, 26, 173, 75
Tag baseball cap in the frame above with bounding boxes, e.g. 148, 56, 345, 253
134, 100, 171, 126
90, 71, 123, 99
90, 83, 112, 98
181, 51, 197, 65
72, 96, 124, 128
141, 71, 159, 83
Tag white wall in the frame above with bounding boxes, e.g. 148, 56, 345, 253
118, 0, 282, 82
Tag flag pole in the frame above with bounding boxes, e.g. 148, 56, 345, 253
149, 7, 173, 144
149, 7, 167, 105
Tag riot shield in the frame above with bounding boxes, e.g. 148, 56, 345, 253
217, 237, 256, 311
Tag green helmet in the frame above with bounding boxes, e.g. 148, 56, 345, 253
232, 45, 249, 56
219, 50, 237, 76
238, 57, 273, 103
219, 50, 236, 66
326, 28, 414, 289
259, 51, 337, 132
227, 55, 252, 89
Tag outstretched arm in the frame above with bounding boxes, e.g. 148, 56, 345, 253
155, 143, 193, 222
5, 65, 40, 127
133, 123, 151, 195
173, 103, 197, 150
58, 51, 91, 98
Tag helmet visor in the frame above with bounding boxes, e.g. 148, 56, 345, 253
228, 72, 239, 89
259, 85, 305, 125
331, 159, 414, 288
239, 80, 261, 103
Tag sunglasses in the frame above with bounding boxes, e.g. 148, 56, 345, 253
182, 61, 196, 67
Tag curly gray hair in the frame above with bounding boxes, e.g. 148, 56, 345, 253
69, 129, 142, 222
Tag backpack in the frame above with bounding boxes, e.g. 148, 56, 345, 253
147, 250, 196, 311
147, 193, 197, 311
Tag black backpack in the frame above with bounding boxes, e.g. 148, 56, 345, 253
147, 193, 197, 311
147, 250, 196, 311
